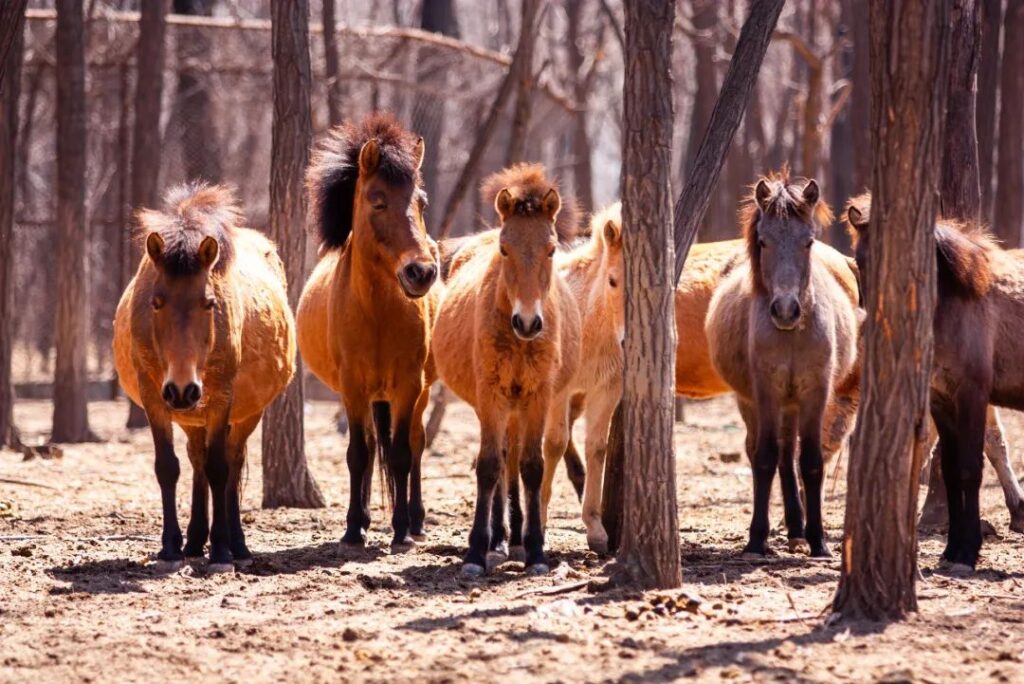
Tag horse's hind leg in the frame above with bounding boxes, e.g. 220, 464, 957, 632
409, 384, 431, 540
487, 453, 509, 569
984, 406, 1024, 533
563, 395, 587, 501
182, 426, 209, 559
385, 390, 419, 549
951, 390, 987, 570
148, 410, 184, 570
581, 391, 617, 555
225, 413, 261, 566
777, 410, 806, 550
521, 399, 551, 573
204, 414, 234, 572
507, 424, 525, 561
797, 391, 829, 558
342, 398, 372, 546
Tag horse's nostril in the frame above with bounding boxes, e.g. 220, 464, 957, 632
531, 316, 543, 334
423, 263, 437, 283
162, 382, 177, 404
511, 314, 524, 333
770, 300, 781, 319
183, 383, 202, 406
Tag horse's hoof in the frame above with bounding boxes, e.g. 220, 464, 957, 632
207, 562, 235, 575
740, 551, 766, 561
391, 537, 416, 553
809, 545, 832, 560
980, 519, 998, 538
461, 563, 486, 578
944, 561, 975, 576
233, 556, 254, 568
153, 559, 184, 573
340, 529, 367, 547
525, 563, 550, 576
1011, 516, 1024, 535
587, 535, 609, 556
786, 538, 810, 554
410, 532, 427, 542
486, 548, 508, 572
508, 545, 526, 562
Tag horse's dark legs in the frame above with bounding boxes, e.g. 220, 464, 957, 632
204, 424, 233, 570
342, 413, 372, 546
777, 410, 805, 543
182, 427, 209, 559
507, 436, 524, 557
150, 415, 183, 565
464, 422, 504, 575
745, 399, 779, 557
798, 395, 829, 557
387, 410, 416, 548
935, 419, 964, 563
226, 451, 251, 563
947, 391, 987, 569
488, 457, 509, 562
409, 386, 430, 539
520, 402, 549, 572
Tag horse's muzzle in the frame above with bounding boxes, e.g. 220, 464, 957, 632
769, 295, 802, 331
398, 261, 438, 298
162, 381, 202, 411
511, 313, 543, 340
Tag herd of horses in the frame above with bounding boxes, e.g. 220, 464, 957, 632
112, 112, 1024, 578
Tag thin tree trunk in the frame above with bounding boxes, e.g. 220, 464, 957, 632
173, 0, 222, 183
686, 0, 722, 240
977, 0, 1002, 224
126, 0, 169, 430
0, 0, 27, 93
52, 0, 93, 444
0, 5, 25, 448
833, 0, 951, 621
322, 0, 343, 127
829, 0, 856, 251
504, 0, 541, 165
566, 0, 594, 211
994, 0, 1024, 246
849, 0, 871, 192
618, 0, 679, 590
263, 0, 325, 509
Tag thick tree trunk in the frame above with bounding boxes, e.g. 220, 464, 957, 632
566, 0, 594, 211
833, 0, 951, 621
322, 0, 343, 127
994, 0, 1024, 246
618, 0, 680, 590
977, 0, 1002, 224
849, 0, 871, 193
0, 6, 25, 448
263, 0, 325, 509
412, 0, 459, 233
52, 0, 93, 444
504, 0, 540, 165
126, 0, 169, 430
173, 0, 222, 183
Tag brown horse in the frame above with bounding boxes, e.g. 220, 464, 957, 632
297, 113, 438, 550
847, 194, 1024, 569
706, 170, 859, 558
113, 183, 296, 572
433, 163, 581, 576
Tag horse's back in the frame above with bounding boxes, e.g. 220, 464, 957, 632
296, 249, 342, 392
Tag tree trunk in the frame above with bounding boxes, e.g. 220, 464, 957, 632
0, 0, 27, 93
504, 0, 541, 165
994, 0, 1024, 246
618, 0, 679, 590
829, 0, 855, 252
322, 0, 343, 127
0, 4, 25, 448
685, 0, 724, 241
977, 0, 1002, 224
52, 0, 93, 444
412, 0, 459, 233
173, 0, 222, 183
126, 0, 169, 430
263, 0, 325, 509
566, 0, 594, 211
833, 0, 951, 621
849, 0, 871, 192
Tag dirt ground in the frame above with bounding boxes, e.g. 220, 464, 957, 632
1, 396, 1023, 684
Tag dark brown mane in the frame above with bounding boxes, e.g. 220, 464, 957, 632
307, 112, 423, 250
844, 192, 995, 298
479, 163, 580, 244
136, 182, 239, 277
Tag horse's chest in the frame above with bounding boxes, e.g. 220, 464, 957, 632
482, 334, 556, 405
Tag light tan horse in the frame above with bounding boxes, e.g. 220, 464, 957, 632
433, 163, 581, 576
114, 183, 295, 572
297, 113, 439, 549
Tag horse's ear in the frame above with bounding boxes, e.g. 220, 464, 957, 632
197, 236, 220, 269
541, 188, 561, 222
802, 179, 820, 206
359, 139, 380, 176
754, 179, 772, 210
413, 137, 425, 171
495, 188, 515, 221
603, 219, 621, 246
847, 205, 867, 230
145, 232, 164, 265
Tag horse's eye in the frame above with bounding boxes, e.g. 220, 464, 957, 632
547, 245, 556, 258
203, 297, 216, 310
151, 296, 164, 310
609, 277, 618, 289
500, 245, 508, 257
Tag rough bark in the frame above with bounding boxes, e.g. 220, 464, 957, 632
412, 0, 459, 233
977, 0, 1002, 224
833, 0, 951, 621
127, 0, 169, 430
504, 0, 541, 164
829, 0, 856, 252
173, 0, 222, 183
849, 0, 871, 192
994, 0, 1024, 246
0, 0, 27, 93
566, 0, 594, 211
263, 0, 325, 509
618, 0, 679, 590
685, 0, 723, 241
52, 0, 93, 444
0, 7, 25, 448
322, 0, 343, 127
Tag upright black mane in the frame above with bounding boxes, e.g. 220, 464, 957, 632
306, 112, 422, 250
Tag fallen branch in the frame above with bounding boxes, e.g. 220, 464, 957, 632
0, 476, 59, 490
516, 579, 591, 599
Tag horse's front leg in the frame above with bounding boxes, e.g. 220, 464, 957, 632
147, 408, 184, 570
409, 383, 431, 540
744, 391, 780, 558
521, 398, 551, 574
777, 410, 805, 549
984, 406, 1024, 533
541, 391, 571, 531
225, 413, 261, 566
581, 390, 618, 555
341, 398, 371, 546
204, 406, 234, 573
182, 426, 209, 560
388, 385, 423, 550
797, 390, 829, 558
463, 407, 507, 577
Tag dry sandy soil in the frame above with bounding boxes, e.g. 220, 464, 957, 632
1, 396, 1023, 683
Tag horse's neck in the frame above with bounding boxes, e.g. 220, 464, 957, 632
342, 233, 404, 303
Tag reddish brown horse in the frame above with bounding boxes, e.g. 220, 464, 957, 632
297, 114, 439, 549
433, 164, 581, 576
114, 184, 296, 572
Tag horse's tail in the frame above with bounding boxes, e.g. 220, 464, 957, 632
371, 401, 395, 509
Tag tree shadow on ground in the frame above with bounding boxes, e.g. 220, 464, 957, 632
681, 542, 841, 587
